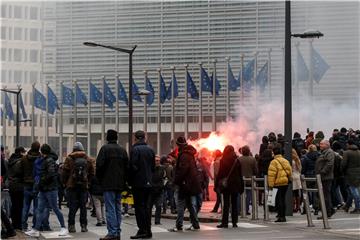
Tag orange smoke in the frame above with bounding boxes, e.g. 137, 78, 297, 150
189, 132, 229, 154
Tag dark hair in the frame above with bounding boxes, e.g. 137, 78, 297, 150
340, 127, 347, 133
241, 145, 251, 156
31, 141, 40, 152
348, 139, 355, 145
15, 146, 26, 154
160, 155, 168, 165
40, 144, 51, 155
272, 143, 283, 155
262, 136, 269, 144
293, 132, 301, 138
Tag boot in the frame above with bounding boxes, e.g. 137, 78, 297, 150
81, 224, 88, 232
295, 197, 301, 213
68, 225, 76, 233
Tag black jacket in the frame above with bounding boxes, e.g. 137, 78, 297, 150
152, 165, 166, 193
174, 144, 202, 196
7, 153, 23, 191
261, 149, 274, 177
301, 151, 320, 177
39, 151, 59, 192
21, 150, 41, 188
89, 176, 103, 196
96, 141, 128, 192
292, 137, 305, 156
128, 140, 155, 188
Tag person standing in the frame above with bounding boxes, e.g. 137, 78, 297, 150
292, 149, 302, 213
128, 130, 155, 239
149, 155, 166, 225
315, 140, 336, 219
62, 142, 95, 233
268, 143, 292, 222
211, 150, 222, 213
96, 129, 128, 240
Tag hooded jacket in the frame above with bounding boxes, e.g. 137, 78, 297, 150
268, 154, 292, 188
7, 153, 23, 191
21, 150, 41, 188
341, 144, 360, 186
301, 151, 320, 177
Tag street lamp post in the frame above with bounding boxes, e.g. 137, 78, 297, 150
83, 42, 137, 151
137, 88, 151, 133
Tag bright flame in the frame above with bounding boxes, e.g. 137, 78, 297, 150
189, 132, 229, 154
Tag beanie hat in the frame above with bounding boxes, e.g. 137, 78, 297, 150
106, 129, 118, 142
31, 141, 40, 152
73, 142, 84, 151
40, 144, 51, 155
176, 136, 187, 146
135, 130, 145, 140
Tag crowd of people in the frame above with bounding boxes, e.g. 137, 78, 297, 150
1, 127, 359, 239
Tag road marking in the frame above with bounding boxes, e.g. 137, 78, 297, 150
41, 232, 73, 239
237, 223, 268, 228
286, 217, 360, 224
268, 236, 305, 239
152, 226, 170, 233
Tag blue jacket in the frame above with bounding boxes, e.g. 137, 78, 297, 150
301, 151, 320, 177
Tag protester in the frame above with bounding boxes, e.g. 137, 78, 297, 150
216, 145, 244, 228
149, 155, 166, 225
195, 155, 209, 212
89, 174, 106, 226
305, 131, 314, 148
292, 149, 302, 213
268, 143, 292, 222
162, 155, 176, 214
128, 130, 155, 239
292, 132, 305, 157
62, 142, 95, 233
211, 150, 222, 213
96, 129, 129, 240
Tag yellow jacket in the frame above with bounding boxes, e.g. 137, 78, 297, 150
268, 155, 292, 188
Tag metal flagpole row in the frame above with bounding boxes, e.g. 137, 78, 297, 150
170, 66, 175, 142
184, 64, 189, 139
101, 76, 105, 145
225, 57, 230, 120
73, 79, 77, 144
59, 82, 63, 162
2, 87, 7, 147
45, 82, 49, 144
143, 71, 148, 133
157, 69, 162, 155
87, 79, 91, 156
212, 59, 217, 132
198, 62, 203, 139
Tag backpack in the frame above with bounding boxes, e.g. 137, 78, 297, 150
72, 157, 88, 186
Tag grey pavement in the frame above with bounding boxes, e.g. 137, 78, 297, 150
14, 201, 360, 240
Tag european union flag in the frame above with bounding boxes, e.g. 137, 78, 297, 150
47, 86, 59, 115
210, 72, 221, 96
76, 84, 88, 105
311, 46, 330, 83
118, 80, 128, 105
186, 71, 199, 100
256, 62, 268, 92
145, 77, 155, 106
132, 81, 142, 102
90, 82, 102, 103
201, 66, 212, 93
166, 73, 179, 100
159, 74, 167, 104
62, 85, 74, 106
19, 93, 27, 119
34, 88, 46, 111
104, 80, 116, 108
4, 93, 14, 121
228, 63, 239, 91
296, 48, 309, 81
242, 59, 255, 91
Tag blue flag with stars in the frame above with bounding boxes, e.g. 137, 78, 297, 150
76, 84, 87, 105
19, 93, 27, 119
210, 72, 221, 96
146, 77, 155, 106
242, 59, 255, 91
4, 92, 14, 121
256, 62, 268, 92
200, 66, 212, 93
228, 63, 239, 91
159, 74, 167, 104
166, 72, 179, 100
186, 71, 199, 100
62, 85, 74, 106
118, 80, 128, 105
90, 82, 102, 103
34, 88, 46, 111
311, 46, 330, 83
104, 80, 116, 108
47, 86, 59, 115
132, 81, 142, 102
296, 48, 309, 82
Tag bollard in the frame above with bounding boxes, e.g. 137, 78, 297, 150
264, 175, 269, 221
316, 174, 331, 229
300, 175, 314, 227
240, 192, 246, 218
251, 176, 258, 220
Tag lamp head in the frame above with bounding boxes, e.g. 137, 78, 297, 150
83, 41, 99, 47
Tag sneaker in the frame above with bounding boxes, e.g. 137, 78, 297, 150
168, 227, 183, 232
25, 229, 40, 237
96, 222, 103, 227
59, 227, 69, 236
124, 213, 130, 217
102, 220, 106, 224
186, 225, 200, 231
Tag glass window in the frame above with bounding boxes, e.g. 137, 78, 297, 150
14, 27, 22, 40
8, 70, 12, 83
1, 48, 6, 61
30, 71, 38, 83
24, 71, 28, 84
14, 70, 22, 83
24, 6, 28, 19
14, 48, 22, 62
8, 5, 11, 18
24, 28, 27, 40
29, 7, 38, 20
29, 49, 38, 62
8, 27, 12, 40
29, 28, 38, 41
1, 26, 6, 40
14, 6, 22, 19
8, 48, 12, 61
1, 5, 6, 18
1, 69, 6, 82
24, 49, 28, 62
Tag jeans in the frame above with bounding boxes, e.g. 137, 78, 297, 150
133, 188, 152, 235
162, 187, 176, 212
245, 189, 252, 213
212, 190, 222, 212
103, 191, 122, 237
175, 191, 199, 229
67, 188, 88, 226
195, 193, 203, 213
92, 195, 105, 223
221, 192, 238, 225
346, 185, 360, 209
35, 190, 65, 230
149, 190, 163, 224
275, 185, 288, 218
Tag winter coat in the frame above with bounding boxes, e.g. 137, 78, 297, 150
96, 141, 129, 192
128, 140, 155, 189
196, 159, 209, 190
164, 163, 174, 188
152, 165, 166, 194
89, 176, 103, 196
267, 154, 292, 188
62, 151, 95, 189
301, 151, 320, 177
38, 151, 59, 192
174, 144, 202, 196
315, 148, 335, 181
261, 149, 273, 177
292, 138, 305, 157
341, 145, 360, 187
239, 156, 258, 186
292, 159, 302, 190
338, 133, 349, 150
21, 150, 41, 188
333, 151, 344, 179
7, 153, 24, 191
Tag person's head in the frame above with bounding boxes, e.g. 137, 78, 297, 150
308, 131, 314, 138
30, 141, 41, 153
213, 149, 222, 159
134, 130, 146, 143
347, 139, 355, 147
40, 144, 51, 157
160, 155, 168, 165
340, 127, 347, 134
308, 144, 317, 152
272, 143, 283, 155
241, 145, 251, 156
155, 155, 161, 166
332, 129, 339, 136
293, 132, 301, 139
15, 146, 26, 156
268, 132, 276, 142
176, 136, 187, 150
106, 129, 118, 142
73, 142, 84, 152
319, 140, 330, 151
262, 136, 269, 144
331, 141, 342, 151
222, 145, 235, 158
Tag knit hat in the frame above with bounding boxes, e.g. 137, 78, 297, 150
176, 136, 187, 146
135, 130, 145, 140
40, 144, 51, 155
73, 142, 84, 151
106, 129, 118, 142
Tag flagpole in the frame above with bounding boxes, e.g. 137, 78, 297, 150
253, 52, 258, 121
59, 81, 63, 163
143, 70, 148, 133
225, 57, 230, 120
87, 78, 91, 156
184, 64, 189, 139
212, 59, 217, 132
198, 62, 202, 139
73, 80, 77, 144
171, 66, 175, 142
101, 76, 105, 145
2, 86, 6, 147
157, 68, 161, 155
45, 82, 49, 143
240, 54, 244, 104
31, 84, 35, 142
115, 74, 120, 137
268, 48, 272, 100
295, 42, 300, 110
309, 39, 314, 98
